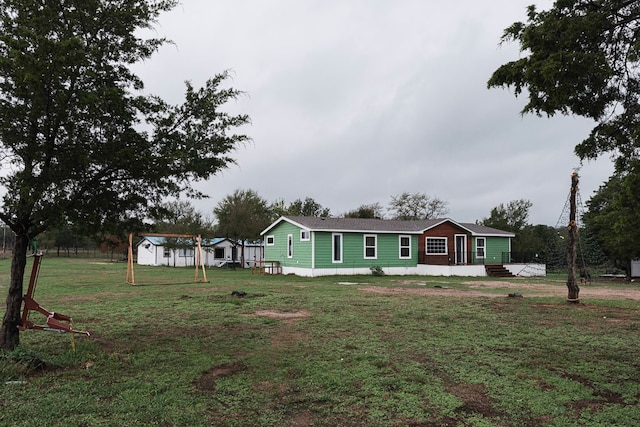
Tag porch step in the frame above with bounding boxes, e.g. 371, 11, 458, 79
485, 264, 515, 278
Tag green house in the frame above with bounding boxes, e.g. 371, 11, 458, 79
260, 216, 535, 277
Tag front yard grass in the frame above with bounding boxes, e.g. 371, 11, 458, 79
1, 257, 639, 426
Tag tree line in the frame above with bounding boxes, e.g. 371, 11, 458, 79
30, 191, 611, 278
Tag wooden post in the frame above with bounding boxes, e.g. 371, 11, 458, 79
128, 232, 208, 284
194, 235, 208, 283
566, 172, 580, 303
126, 233, 135, 285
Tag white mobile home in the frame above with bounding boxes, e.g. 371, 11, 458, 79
136, 236, 264, 268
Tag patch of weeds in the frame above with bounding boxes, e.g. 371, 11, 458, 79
370, 266, 385, 276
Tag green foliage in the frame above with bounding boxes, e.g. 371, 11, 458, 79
0, 0, 249, 237
488, 1, 640, 171
369, 265, 385, 276
388, 192, 449, 220
344, 202, 385, 219
286, 197, 331, 217
479, 199, 532, 234
0, 0, 249, 349
584, 162, 640, 269
214, 189, 271, 242
152, 200, 214, 236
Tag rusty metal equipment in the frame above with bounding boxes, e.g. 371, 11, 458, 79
18, 253, 90, 336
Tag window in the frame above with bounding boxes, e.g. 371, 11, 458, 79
300, 230, 310, 241
214, 247, 225, 259
266, 235, 275, 246
426, 237, 447, 255
180, 248, 194, 257
476, 237, 486, 258
163, 247, 170, 258
287, 234, 293, 258
332, 233, 343, 263
399, 235, 411, 259
364, 234, 377, 259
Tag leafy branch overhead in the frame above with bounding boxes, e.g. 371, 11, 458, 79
488, 0, 640, 171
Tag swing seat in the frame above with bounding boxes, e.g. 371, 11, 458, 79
19, 254, 90, 336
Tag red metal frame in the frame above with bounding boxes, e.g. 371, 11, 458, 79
18, 254, 90, 336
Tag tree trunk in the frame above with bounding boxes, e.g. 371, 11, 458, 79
0, 233, 30, 350
566, 172, 580, 303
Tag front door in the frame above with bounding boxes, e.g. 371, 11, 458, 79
455, 235, 467, 264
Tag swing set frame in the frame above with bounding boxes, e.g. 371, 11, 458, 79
126, 232, 208, 285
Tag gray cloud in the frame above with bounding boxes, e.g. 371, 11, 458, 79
134, 0, 614, 225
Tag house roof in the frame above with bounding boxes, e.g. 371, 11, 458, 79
137, 236, 264, 247
261, 216, 515, 237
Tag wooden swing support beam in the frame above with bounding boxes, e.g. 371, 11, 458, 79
126, 232, 208, 285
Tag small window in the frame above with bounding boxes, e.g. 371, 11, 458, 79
332, 233, 343, 263
399, 235, 411, 259
426, 237, 447, 255
287, 234, 293, 258
476, 237, 486, 258
300, 230, 310, 241
265, 236, 275, 246
364, 234, 377, 259
180, 248, 194, 257
163, 247, 170, 258
214, 247, 225, 259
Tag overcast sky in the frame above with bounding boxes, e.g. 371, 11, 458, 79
133, 0, 615, 226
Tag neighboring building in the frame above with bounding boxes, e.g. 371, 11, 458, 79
136, 236, 264, 268
260, 216, 545, 277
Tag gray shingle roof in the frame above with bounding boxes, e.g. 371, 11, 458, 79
263, 216, 514, 237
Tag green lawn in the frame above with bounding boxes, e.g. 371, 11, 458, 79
1, 257, 639, 426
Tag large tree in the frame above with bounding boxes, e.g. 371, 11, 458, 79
343, 203, 385, 219
388, 192, 449, 220
151, 200, 213, 236
478, 199, 532, 234
0, 1, 249, 350
214, 189, 271, 266
488, 1, 640, 170
583, 162, 640, 272
478, 199, 534, 259
287, 197, 331, 217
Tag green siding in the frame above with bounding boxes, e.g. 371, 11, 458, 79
313, 232, 418, 269
485, 236, 510, 264
263, 222, 313, 268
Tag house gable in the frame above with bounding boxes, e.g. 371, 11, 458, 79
419, 220, 472, 265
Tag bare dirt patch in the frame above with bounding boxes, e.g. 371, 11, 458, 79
253, 310, 311, 319
360, 280, 640, 300
195, 361, 247, 392
447, 382, 500, 418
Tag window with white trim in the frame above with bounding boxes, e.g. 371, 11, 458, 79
399, 235, 411, 259
300, 230, 310, 241
287, 234, 293, 258
426, 237, 447, 255
332, 233, 343, 263
364, 234, 377, 259
476, 237, 486, 258
265, 235, 275, 246
163, 247, 170, 258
